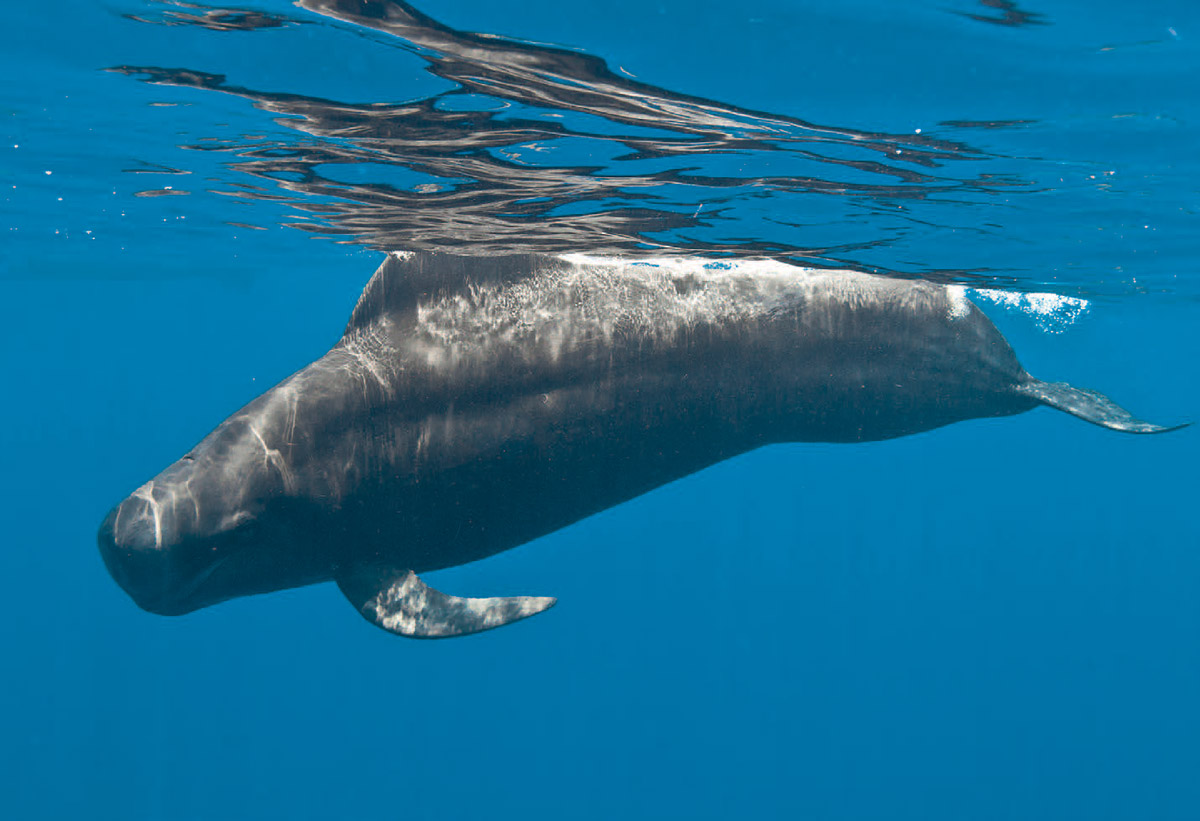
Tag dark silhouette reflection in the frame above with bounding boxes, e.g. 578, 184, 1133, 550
954, 0, 1047, 28
113, 0, 1026, 276
124, 0, 293, 31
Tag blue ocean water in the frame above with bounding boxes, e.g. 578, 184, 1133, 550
2, 1, 1198, 818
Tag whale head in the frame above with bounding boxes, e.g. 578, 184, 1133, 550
97, 398, 331, 616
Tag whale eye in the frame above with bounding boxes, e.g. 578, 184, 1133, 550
218, 510, 254, 532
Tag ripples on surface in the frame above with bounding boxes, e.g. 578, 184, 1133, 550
108, 1, 1031, 277
10, 0, 1198, 298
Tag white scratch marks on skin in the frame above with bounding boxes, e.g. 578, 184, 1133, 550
408, 255, 958, 370
181, 473, 200, 524
131, 482, 163, 549
341, 439, 359, 480
340, 328, 396, 397
418, 258, 795, 359
248, 422, 295, 493
281, 383, 299, 446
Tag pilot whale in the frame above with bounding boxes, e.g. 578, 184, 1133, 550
98, 253, 1182, 638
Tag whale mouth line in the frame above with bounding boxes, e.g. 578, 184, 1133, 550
147, 554, 233, 615
104, 533, 232, 616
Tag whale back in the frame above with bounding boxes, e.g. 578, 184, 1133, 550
344, 251, 541, 337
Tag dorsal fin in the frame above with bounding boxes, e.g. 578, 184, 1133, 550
343, 251, 548, 337
343, 252, 423, 336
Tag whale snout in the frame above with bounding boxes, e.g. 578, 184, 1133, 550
98, 495, 192, 616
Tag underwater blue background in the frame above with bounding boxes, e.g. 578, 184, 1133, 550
2, 1, 1198, 818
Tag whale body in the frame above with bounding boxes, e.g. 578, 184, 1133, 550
97, 253, 1181, 638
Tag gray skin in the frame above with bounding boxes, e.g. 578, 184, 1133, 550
97, 252, 1181, 638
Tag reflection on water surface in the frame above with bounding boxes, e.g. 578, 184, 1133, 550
111, 0, 1033, 286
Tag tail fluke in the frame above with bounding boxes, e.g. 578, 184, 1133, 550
1017, 380, 1188, 434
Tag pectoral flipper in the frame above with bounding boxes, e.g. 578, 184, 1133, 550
336, 566, 557, 638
